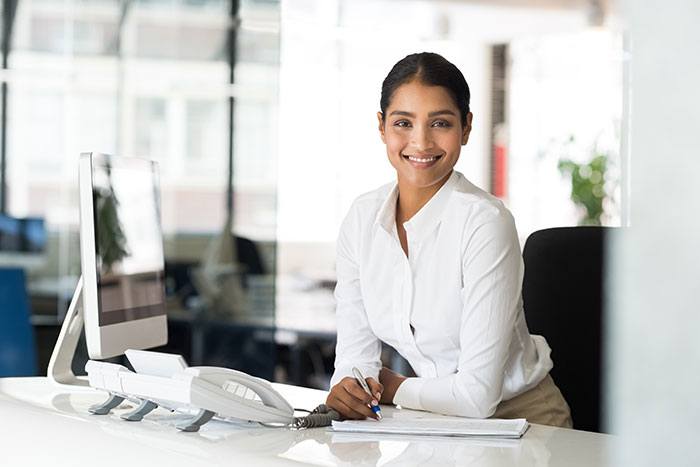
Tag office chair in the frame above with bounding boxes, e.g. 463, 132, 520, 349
522, 226, 610, 433
166, 235, 267, 306
0, 268, 38, 377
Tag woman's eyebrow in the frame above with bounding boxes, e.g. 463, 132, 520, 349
388, 109, 457, 117
389, 110, 414, 117
428, 109, 457, 117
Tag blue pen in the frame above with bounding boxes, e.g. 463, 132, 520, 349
352, 367, 382, 420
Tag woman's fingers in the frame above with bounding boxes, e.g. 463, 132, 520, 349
327, 390, 375, 420
325, 377, 379, 420
342, 378, 374, 404
365, 377, 384, 402
341, 379, 378, 418
329, 394, 371, 420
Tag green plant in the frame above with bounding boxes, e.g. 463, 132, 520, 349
94, 185, 129, 273
558, 152, 608, 226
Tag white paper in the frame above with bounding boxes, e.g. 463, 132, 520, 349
331, 407, 529, 439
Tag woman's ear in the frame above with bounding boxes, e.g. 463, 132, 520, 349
462, 112, 473, 145
377, 112, 386, 143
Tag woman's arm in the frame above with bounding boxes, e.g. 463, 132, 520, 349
392, 210, 522, 418
327, 203, 384, 418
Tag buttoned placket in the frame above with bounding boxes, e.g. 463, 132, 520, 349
387, 223, 411, 349
404, 223, 437, 377
393, 221, 437, 378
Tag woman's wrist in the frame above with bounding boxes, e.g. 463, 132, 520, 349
379, 367, 407, 404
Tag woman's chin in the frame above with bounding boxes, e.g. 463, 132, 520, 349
398, 168, 452, 190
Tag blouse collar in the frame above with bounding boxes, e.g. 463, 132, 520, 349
375, 170, 460, 243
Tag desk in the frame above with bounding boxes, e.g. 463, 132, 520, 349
0, 377, 613, 466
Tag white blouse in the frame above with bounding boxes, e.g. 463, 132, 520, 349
330, 170, 553, 418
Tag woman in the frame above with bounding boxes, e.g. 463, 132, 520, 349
325, 52, 572, 428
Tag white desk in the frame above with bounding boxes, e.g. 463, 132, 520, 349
0, 377, 613, 466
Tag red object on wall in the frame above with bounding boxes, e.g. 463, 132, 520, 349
492, 143, 507, 199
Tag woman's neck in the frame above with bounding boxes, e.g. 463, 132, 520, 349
396, 171, 452, 223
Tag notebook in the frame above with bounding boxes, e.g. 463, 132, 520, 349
331, 407, 529, 439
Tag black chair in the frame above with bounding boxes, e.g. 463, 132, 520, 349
522, 226, 610, 433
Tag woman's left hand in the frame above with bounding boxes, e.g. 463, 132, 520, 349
378, 367, 407, 404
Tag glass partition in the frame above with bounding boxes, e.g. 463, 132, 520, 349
4, 0, 281, 380
2, 0, 625, 389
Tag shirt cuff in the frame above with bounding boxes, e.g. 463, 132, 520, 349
330, 364, 380, 389
392, 377, 426, 410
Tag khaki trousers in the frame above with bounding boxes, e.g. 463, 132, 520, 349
492, 374, 573, 428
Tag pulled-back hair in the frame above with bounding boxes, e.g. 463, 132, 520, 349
380, 52, 471, 127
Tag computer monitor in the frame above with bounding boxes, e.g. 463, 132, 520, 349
48, 152, 168, 385
0, 214, 47, 270
79, 152, 168, 359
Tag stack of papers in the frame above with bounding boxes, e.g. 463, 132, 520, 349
332, 415, 529, 439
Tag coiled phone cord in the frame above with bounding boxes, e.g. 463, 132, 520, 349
291, 404, 341, 429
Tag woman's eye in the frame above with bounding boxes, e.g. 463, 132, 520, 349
432, 120, 451, 128
394, 120, 411, 128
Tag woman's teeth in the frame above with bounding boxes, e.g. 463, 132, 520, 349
405, 155, 441, 162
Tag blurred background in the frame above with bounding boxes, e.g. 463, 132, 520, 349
0, 0, 624, 387
0, 0, 666, 436
2, 0, 698, 463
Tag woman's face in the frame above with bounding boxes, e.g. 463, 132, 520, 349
378, 80, 472, 190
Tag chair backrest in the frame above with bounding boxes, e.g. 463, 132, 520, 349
522, 227, 609, 433
0, 267, 38, 377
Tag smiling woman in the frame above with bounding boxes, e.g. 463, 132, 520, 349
325, 52, 572, 427
380, 81, 469, 191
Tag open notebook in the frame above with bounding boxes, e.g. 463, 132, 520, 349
331, 407, 529, 439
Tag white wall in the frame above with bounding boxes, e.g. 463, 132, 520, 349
609, 1, 700, 465
507, 31, 623, 241
277, 0, 588, 274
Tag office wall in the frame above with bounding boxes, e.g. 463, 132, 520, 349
609, 1, 700, 465
276, 0, 589, 277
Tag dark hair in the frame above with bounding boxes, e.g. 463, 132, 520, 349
380, 52, 471, 127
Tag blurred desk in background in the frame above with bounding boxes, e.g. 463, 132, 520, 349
25, 273, 339, 389
25, 273, 413, 391
166, 283, 337, 388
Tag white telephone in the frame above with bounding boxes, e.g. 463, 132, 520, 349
85, 349, 295, 431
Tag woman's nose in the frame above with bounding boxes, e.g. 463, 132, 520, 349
410, 125, 433, 151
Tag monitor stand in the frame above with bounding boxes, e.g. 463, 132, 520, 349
47, 276, 89, 387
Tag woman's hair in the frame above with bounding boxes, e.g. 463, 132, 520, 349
380, 52, 470, 127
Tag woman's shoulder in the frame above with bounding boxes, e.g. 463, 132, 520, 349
337, 181, 397, 238
345, 181, 396, 217
449, 171, 513, 223
448, 172, 520, 251
353, 181, 395, 205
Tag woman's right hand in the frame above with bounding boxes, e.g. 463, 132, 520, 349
326, 376, 383, 420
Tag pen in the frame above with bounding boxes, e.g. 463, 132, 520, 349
352, 367, 382, 420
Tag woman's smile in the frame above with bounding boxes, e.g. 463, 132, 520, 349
402, 153, 444, 168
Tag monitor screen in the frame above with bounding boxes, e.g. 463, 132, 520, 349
90, 155, 166, 327
23, 218, 47, 253
0, 215, 46, 253
0, 214, 21, 251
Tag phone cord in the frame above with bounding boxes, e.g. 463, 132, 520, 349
292, 404, 341, 429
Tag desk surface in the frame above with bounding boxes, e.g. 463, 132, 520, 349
0, 377, 613, 467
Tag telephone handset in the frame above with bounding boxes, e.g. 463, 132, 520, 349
85, 350, 296, 431
177, 366, 294, 424
184, 366, 292, 410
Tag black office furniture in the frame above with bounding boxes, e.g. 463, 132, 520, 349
522, 226, 609, 433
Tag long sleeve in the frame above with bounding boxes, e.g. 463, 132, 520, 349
329, 204, 382, 388
393, 210, 523, 418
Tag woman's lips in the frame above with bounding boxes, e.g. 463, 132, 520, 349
402, 154, 443, 169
